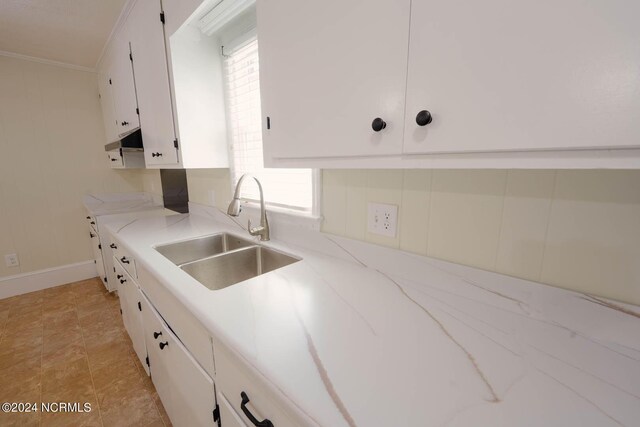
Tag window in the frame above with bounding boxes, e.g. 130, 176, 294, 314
223, 37, 316, 214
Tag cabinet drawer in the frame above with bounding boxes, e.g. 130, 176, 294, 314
137, 264, 215, 377
218, 393, 248, 427
111, 237, 137, 279
214, 339, 301, 427
107, 150, 124, 168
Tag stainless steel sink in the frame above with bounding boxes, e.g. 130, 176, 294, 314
180, 246, 300, 290
155, 233, 254, 266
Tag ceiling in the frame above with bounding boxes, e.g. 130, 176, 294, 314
0, 0, 127, 69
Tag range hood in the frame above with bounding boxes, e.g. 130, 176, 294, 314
105, 128, 144, 152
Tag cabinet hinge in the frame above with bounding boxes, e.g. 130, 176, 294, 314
160, 11, 165, 24
173, 139, 178, 149
129, 52, 133, 62
138, 301, 142, 312
98, 244, 101, 250
136, 107, 139, 115
266, 116, 271, 130
94, 260, 96, 264
120, 308, 123, 315
145, 356, 150, 367
104, 276, 108, 283
109, 78, 112, 85
212, 405, 221, 426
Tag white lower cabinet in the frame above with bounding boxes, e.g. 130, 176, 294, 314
89, 227, 107, 286
114, 257, 149, 375
140, 295, 217, 426
217, 393, 247, 427
214, 338, 300, 427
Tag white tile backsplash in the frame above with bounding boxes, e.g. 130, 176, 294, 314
322, 169, 640, 305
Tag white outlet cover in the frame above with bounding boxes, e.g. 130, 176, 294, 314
367, 202, 398, 237
5, 253, 19, 267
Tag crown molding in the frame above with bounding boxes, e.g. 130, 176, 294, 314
0, 50, 95, 72
95, 0, 139, 69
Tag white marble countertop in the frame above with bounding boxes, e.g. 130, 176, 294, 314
83, 192, 163, 216
105, 205, 640, 427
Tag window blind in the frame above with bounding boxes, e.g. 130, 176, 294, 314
223, 38, 313, 211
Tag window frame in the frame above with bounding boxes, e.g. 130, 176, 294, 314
221, 31, 322, 221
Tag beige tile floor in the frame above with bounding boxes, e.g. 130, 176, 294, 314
0, 277, 171, 427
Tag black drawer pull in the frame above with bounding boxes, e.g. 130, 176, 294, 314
153, 331, 162, 339
116, 274, 123, 279
240, 392, 273, 427
110, 243, 117, 249
120, 257, 130, 264
120, 279, 126, 284
159, 341, 168, 350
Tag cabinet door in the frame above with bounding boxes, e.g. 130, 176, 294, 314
218, 393, 247, 427
141, 296, 174, 419
89, 228, 106, 286
128, 0, 180, 167
111, 31, 140, 136
403, 0, 640, 154
119, 270, 149, 375
98, 71, 119, 143
258, 0, 411, 160
165, 327, 216, 426
141, 295, 216, 426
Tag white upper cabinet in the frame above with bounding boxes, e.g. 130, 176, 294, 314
129, 0, 180, 167
95, 0, 231, 169
403, 0, 640, 155
109, 29, 140, 136
257, 0, 640, 168
258, 0, 412, 161
97, 68, 119, 143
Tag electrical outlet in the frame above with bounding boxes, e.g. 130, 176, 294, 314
5, 253, 19, 267
367, 202, 398, 237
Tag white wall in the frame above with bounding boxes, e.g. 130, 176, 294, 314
323, 169, 640, 306
0, 55, 148, 277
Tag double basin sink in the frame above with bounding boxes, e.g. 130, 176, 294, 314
155, 233, 300, 290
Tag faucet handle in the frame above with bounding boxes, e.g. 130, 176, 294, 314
248, 219, 264, 236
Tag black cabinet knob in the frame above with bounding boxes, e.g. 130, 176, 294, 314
120, 257, 130, 264
151, 152, 163, 158
121, 121, 129, 126
116, 274, 123, 279
90, 221, 95, 225
111, 158, 118, 162
416, 110, 433, 126
159, 342, 168, 350
110, 243, 117, 249
153, 332, 162, 339
371, 118, 386, 132
86, 216, 91, 220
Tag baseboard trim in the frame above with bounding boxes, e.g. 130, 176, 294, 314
0, 261, 98, 300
